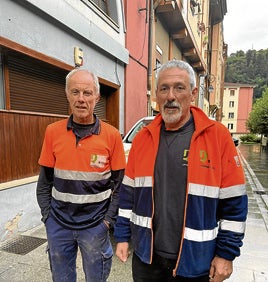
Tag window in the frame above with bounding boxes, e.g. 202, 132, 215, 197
228, 112, 234, 119
155, 59, 162, 80
84, 0, 119, 25
91, 0, 108, 13
155, 45, 163, 80
228, 123, 234, 130
230, 89, 235, 96
190, 0, 201, 16
229, 101, 234, 108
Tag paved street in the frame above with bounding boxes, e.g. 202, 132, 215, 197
0, 147, 267, 282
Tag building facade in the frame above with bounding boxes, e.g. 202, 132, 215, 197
123, 0, 227, 132
123, 0, 149, 132
0, 0, 228, 242
0, 0, 128, 241
222, 82, 254, 138
149, 0, 227, 119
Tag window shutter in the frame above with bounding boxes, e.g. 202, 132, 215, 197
95, 94, 107, 121
8, 55, 69, 115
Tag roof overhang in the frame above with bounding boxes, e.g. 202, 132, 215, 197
156, 1, 206, 72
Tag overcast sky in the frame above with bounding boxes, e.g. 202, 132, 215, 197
223, 0, 268, 55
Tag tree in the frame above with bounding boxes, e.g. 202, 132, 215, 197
225, 49, 268, 100
246, 88, 268, 135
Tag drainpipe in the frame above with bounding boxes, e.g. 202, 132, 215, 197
147, 0, 164, 115
147, 0, 154, 116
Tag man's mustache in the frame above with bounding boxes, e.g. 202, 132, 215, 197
164, 101, 180, 109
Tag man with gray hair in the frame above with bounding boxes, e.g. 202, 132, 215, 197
37, 68, 126, 281
114, 60, 247, 282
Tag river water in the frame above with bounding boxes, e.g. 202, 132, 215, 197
239, 143, 268, 192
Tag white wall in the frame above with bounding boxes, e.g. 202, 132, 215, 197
0, 182, 40, 242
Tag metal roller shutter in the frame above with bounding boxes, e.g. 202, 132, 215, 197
94, 94, 107, 121
8, 55, 69, 115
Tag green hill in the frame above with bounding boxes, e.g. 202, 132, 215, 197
225, 49, 268, 100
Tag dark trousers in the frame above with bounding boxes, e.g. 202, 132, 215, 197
132, 253, 210, 282
45, 216, 112, 282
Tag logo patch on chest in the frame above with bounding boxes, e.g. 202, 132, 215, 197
90, 154, 107, 168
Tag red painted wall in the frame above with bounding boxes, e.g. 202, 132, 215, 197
237, 87, 253, 133
124, 0, 149, 133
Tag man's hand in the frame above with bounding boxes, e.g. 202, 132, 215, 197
115, 242, 130, 262
209, 256, 233, 282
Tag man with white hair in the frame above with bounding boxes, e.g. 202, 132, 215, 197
37, 68, 125, 281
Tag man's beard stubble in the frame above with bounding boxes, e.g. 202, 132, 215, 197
161, 101, 182, 124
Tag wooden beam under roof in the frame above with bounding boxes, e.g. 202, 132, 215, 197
183, 48, 197, 57
172, 28, 188, 39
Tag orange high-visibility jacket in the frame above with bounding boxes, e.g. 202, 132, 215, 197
114, 106, 247, 278
38, 116, 126, 229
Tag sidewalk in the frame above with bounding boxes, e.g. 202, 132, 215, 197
226, 151, 268, 281
0, 155, 268, 281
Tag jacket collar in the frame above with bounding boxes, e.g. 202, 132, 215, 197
67, 114, 101, 135
147, 106, 214, 138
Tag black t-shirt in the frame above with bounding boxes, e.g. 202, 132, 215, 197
153, 115, 195, 259
72, 120, 95, 144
